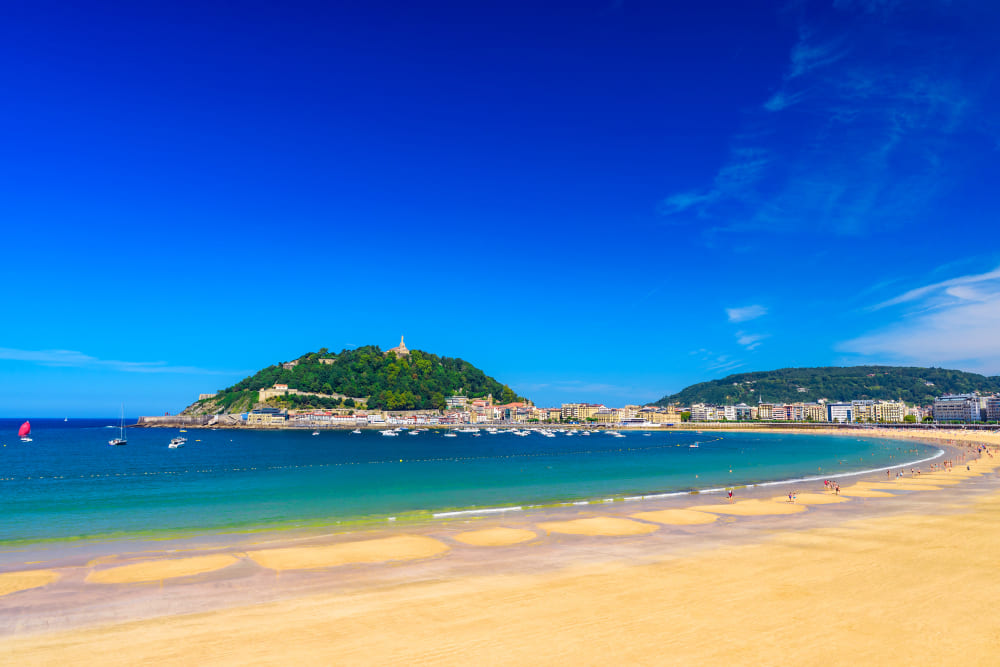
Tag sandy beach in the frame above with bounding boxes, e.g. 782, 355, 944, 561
3, 427, 1000, 664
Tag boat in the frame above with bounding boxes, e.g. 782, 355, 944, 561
18, 421, 32, 442
311, 431, 320, 436
109, 404, 127, 446
443, 431, 458, 438
351, 429, 362, 434
168, 437, 186, 449
380, 430, 398, 437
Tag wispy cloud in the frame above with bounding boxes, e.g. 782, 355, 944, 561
840, 265, 1000, 375
871, 265, 1000, 310
736, 332, 769, 351
0, 347, 244, 375
659, 2, 985, 239
786, 29, 850, 79
690, 349, 745, 374
726, 305, 767, 323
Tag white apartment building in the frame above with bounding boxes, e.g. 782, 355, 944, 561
827, 403, 853, 423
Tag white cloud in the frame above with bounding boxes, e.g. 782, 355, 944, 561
726, 305, 768, 323
839, 296, 1000, 375
0, 347, 243, 375
841, 266, 1000, 375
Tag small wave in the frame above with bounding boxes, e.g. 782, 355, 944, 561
433, 506, 523, 518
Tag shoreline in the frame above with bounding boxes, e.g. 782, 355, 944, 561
2, 427, 998, 663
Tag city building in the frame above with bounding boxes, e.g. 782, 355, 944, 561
987, 396, 1000, 422
446, 395, 468, 409
933, 394, 983, 422
246, 408, 287, 425
827, 403, 853, 423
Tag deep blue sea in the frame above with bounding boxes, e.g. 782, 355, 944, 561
0, 419, 940, 544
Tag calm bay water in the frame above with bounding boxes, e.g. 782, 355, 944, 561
0, 419, 939, 544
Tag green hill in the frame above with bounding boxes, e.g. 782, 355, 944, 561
186, 345, 525, 414
652, 366, 1000, 407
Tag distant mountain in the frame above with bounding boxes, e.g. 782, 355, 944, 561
651, 366, 1000, 407
185, 345, 525, 414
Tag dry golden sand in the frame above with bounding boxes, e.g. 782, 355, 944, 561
769, 493, 849, 505
687, 499, 807, 515
0, 570, 58, 597
85, 555, 239, 584
536, 517, 659, 536
248, 535, 448, 571
451, 528, 537, 547
630, 509, 719, 525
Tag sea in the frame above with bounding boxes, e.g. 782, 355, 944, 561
0, 418, 941, 545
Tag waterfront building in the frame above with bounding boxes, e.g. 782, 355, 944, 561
827, 403, 853, 423
246, 408, 287, 425
735, 403, 752, 420
987, 396, 1000, 422
722, 405, 737, 421
933, 394, 983, 422
446, 395, 468, 409
804, 403, 826, 422
757, 403, 774, 420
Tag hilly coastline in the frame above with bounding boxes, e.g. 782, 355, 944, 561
184, 344, 525, 415
652, 366, 1000, 407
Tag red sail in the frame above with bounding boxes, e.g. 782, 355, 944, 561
18, 421, 30, 437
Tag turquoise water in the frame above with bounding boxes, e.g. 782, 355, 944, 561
0, 419, 939, 544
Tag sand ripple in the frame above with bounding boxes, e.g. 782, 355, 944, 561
248, 535, 448, 571
0, 570, 59, 597
687, 500, 807, 516
452, 528, 537, 546
537, 517, 659, 536
630, 509, 719, 525
86, 555, 239, 584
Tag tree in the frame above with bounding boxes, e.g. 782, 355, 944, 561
681, 411, 692, 422
903, 414, 917, 423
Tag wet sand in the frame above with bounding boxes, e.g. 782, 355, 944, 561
2, 428, 999, 664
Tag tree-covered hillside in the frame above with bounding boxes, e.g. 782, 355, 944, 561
191, 346, 524, 413
652, 366, 1000, 407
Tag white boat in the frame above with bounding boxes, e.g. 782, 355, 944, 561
689, 444, 699, 448
312, 431, 320, 436
109, 404, 127, 446
168, 437, 186, 449
380, 430, 398, 437
443, 432, 458, 438
351, 429, 362, 434
408, 431, 420, 435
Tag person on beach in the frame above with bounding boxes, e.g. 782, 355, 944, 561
834, 483, 840, 495
727, 488, 734, 503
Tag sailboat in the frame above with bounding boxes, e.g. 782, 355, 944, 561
18, 421, 32, 442
109, 405, 127, 446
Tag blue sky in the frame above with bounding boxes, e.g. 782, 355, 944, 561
2, 0, 999, 416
